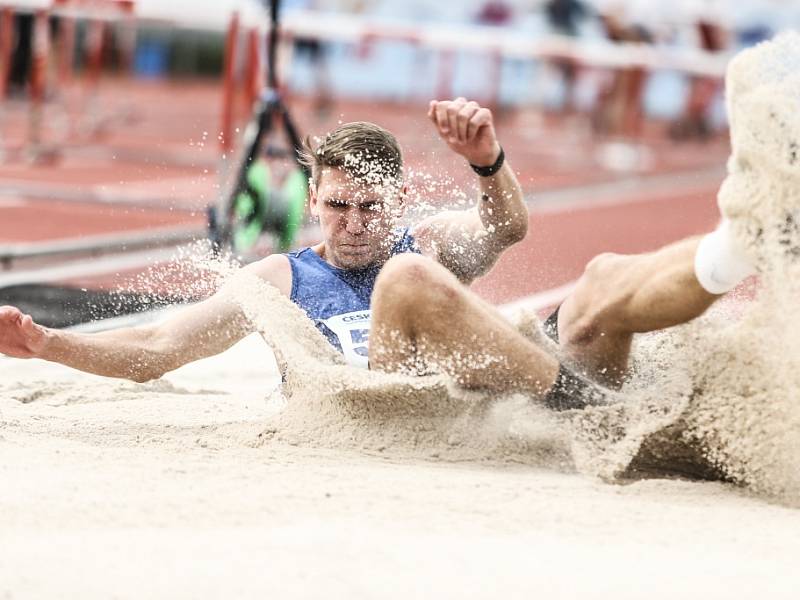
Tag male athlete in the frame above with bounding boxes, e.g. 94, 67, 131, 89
0, 98, 755, 409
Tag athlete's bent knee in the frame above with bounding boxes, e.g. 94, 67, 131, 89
561, 252, 631, 345
584, 252, 622, 278
378, 254, 438, 284
374, 254, 462, 317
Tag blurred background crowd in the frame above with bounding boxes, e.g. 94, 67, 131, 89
277, 0, 795, 139
2, 0, 797, 147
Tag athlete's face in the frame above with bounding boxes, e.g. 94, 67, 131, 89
310, 167, 404, 269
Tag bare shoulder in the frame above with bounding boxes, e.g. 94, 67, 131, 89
242, 253, 293, 297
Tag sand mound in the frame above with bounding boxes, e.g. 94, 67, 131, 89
535, 34, 800, 502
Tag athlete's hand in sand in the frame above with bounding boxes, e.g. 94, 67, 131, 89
427, 98, 501, 167
0, 306, 47, 359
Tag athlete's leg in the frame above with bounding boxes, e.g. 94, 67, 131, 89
369, 254, 559, 397
557, 228, 753, 387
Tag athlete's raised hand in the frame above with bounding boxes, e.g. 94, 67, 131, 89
427, 97, 501, 168
0, 306, 47, 359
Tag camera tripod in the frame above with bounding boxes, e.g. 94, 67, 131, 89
209, 0, 310, 255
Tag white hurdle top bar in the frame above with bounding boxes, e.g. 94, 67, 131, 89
281, 10, 731, 78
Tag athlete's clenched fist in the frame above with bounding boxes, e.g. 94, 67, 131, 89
427, 97, 501, 168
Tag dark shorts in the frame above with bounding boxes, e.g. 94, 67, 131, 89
539, 305, 611, 411
543, 306, 560, 344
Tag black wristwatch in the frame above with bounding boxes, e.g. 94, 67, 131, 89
470, 146, 504, 177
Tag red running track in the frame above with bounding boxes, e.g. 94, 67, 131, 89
0, 198, 203, 243
474, 186, 721, 305
22, 179, 720, 303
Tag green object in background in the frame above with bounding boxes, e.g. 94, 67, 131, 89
233, 160, 271, 252
232, 160, 308, 253
280, 167, 308, 251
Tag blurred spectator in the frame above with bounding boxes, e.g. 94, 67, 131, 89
593, 4, 653, 138
8, 13, 32, 96
476, 1, 514, 26
545, 0, 587, 37
543, 0, 588, 115
283, 0, 333, 117
670, 1, 729, 140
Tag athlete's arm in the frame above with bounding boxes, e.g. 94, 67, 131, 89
413, 98, 528, 283
0, 254, 292, 383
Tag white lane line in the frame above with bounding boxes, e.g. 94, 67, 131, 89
0, 198, 30, 208
0, 246, 186, 288
499, 280, 576, 318
0, 225, 204, 261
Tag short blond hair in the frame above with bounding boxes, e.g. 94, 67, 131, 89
298, 121, 403, 188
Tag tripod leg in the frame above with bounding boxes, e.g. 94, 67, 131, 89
279, 100, 309, 178
213, 93, 280, 252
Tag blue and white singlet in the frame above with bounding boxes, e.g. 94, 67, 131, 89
285, 228, 420, 368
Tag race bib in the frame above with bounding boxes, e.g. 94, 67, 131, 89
322, 310, 371, 369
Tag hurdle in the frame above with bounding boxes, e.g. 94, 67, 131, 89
273, 10, 730, 109
0, 0, 137, 163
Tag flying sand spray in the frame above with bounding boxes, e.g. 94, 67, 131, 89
202, 34, 800, 505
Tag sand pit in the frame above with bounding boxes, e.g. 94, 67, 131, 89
1, 330, 799, 600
